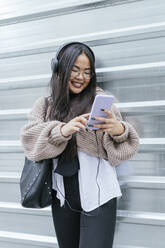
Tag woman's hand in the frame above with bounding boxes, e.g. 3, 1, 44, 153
60, 113, 90, 137
92, 109, 125, 136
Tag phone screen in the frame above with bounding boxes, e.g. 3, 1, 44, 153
87, 95, 114, 130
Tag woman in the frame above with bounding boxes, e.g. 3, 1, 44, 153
20, 42, 139, 248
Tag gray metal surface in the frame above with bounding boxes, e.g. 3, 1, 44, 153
0, 0, 165, 247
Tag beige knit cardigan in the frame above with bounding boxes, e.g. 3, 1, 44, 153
20, 87, 139, 166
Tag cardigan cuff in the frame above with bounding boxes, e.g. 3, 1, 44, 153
49, 122, 72, 144
109, 121, 129, 143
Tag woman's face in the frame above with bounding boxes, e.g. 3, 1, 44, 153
69, 53, 91, 94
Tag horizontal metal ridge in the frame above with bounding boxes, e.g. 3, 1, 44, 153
119, 176, 165, 184
0, 74, 49, 90
0, 100, 165, 119
0, 202, 165, 226
0, 230, 57, 246
117, 101, 165, 116
0, 202, 51, 216
0, 139, 164, 153
0, 138, 164, 146
1, 172, 165, 188
119, 176, 165, 189
114, 246, 148, 248
1, 60, 165, 90
0, 0, 127, 27
98, 61, 165, 73
0, 141, 21, 147
138, 138, 165, 152
1, 21, 165, 59
118, 210, 165, 225
0, 172, 21, 182
0, 109, 163, 120
140, 138, 165, 145
0, 109, 30, 116
117, 100, 165, 108
114, 245, 148, 248
0, 141, 22, 153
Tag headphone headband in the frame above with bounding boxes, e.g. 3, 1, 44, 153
51, 41, 95, 72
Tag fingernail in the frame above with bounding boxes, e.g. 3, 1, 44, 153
101, 108, 104, 111
91, 117, 95, 120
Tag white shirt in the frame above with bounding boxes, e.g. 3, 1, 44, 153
52, 151, 122, 212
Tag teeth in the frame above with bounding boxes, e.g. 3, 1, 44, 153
72, 81, 82, 87
73, 81, 81, 85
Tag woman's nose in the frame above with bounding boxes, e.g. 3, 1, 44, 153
76, 72, 84, 80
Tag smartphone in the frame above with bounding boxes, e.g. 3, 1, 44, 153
87, 95, 114, 131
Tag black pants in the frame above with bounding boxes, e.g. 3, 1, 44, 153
51, 172, 117, 248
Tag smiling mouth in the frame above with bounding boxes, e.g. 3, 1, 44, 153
71, 81, 83, 88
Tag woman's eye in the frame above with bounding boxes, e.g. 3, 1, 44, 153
72, 69, 78, 72
85, 72, 91, 75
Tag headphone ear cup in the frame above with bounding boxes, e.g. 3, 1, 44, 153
51, 57, 58, 72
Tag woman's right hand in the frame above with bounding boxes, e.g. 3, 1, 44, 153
60, 113, 90, 137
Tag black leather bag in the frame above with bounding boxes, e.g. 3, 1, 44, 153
20, 158, 53, 208
19, 97, 53, 208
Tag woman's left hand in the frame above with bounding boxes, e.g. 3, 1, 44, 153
92, 109, 125, 136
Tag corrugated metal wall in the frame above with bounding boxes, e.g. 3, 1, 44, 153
0, 0, 165, 247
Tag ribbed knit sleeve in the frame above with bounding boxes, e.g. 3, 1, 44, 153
20, 97, 72, 162
103, 103, 139, 165
109, 104, 130, 142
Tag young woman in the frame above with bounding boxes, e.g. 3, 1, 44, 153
20, 42, 139, 248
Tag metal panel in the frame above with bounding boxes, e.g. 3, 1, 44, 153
0, 0, 165, 247
0, 203, 55, 236
0, 0, 134, 26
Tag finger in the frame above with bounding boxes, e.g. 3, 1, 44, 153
93, 123, 112, 129
97, 128, 104, 133
92, 116, 111, 123
73, 126, 81, 132
96, 128, 108, 133
102, 109, 114, 119
75, 116, 87, 125
97, 128, 110, 133
78, 113, 90, 122
81, 113, 90, 118
75, 122, 86, 130
79, 116, 88, 125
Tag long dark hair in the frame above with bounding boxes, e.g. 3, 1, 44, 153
47, 43, 97, 161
